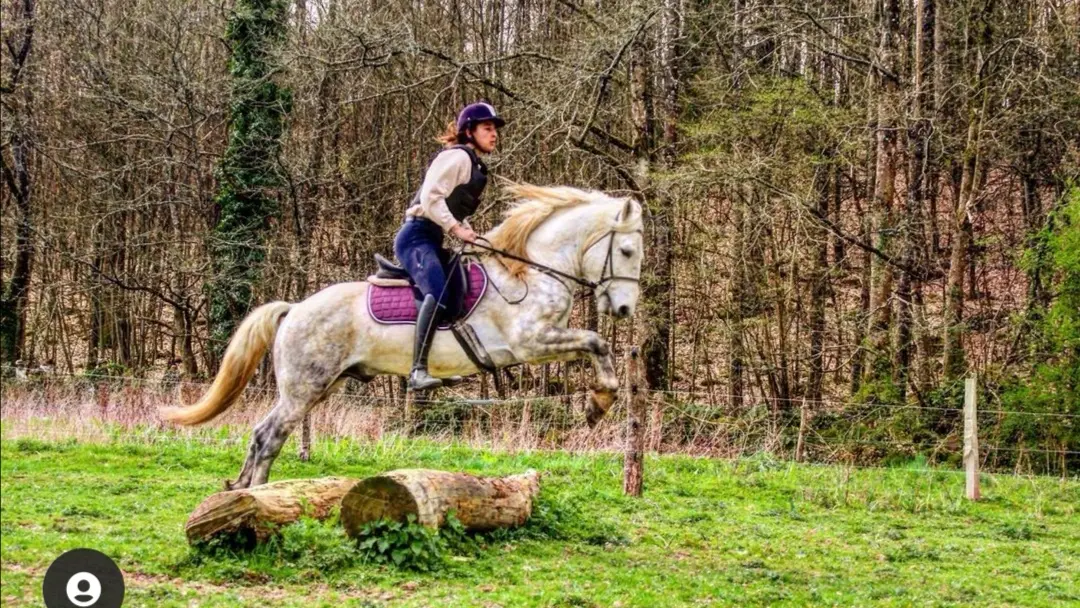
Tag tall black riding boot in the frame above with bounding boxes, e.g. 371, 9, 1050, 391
409, 294, 443, 391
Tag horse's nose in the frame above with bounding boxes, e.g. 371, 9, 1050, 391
617, 304, 630, 318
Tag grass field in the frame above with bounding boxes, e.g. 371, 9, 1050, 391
1, 429, 1077, 607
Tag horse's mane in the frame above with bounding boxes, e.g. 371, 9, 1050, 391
485, 183, 612, 278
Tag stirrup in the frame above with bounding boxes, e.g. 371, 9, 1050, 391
408, 368, 442, 391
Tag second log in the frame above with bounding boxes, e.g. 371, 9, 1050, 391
340, 468, 540, 537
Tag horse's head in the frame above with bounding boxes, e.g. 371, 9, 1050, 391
582, 197, 644, 320
487, 184, 646, 321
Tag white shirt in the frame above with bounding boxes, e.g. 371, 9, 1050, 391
406, 148, 474, 232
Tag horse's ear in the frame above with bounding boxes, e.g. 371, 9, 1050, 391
620, 198, 635, 221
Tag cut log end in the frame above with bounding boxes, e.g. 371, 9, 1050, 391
340, 475, 421, 538
185, 477, 358, 545
341, 469, 541, 537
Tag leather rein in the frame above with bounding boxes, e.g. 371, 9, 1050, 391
464, 220, 643, 302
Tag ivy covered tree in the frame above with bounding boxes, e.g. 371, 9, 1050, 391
206, 0, 292, 360
0, 0, 37, 366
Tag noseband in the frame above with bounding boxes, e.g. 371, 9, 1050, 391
584, 226, 644, 300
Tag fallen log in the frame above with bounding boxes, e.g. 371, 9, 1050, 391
185, 477, 358, 545
340, 469, 540, 537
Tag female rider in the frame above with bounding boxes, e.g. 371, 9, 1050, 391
395, 102, 503, 391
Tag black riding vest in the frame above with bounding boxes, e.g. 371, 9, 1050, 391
409, 144, 488, 223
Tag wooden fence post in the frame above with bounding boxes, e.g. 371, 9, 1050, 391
964, 375, 980, 501
96, 381, 110, 418
404, 388, 416, 434
298, 414, 311, 462
795, 397, 808, 462
623, 347, 645, 497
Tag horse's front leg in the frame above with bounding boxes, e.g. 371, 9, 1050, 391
529, 326, 618, 427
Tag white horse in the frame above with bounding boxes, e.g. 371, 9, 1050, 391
162, 184, 644, 489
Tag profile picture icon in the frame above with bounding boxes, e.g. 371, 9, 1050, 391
65, 572, 102, 606
42, 549, 124, 608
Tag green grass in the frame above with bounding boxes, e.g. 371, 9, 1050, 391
1, 432, 1077, 607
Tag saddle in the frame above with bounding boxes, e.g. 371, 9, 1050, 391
367, 253, 495, 371
372, 253, 411, 282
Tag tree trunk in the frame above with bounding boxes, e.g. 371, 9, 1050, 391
86, 228, 106, 371
865, 0, 901, 384
943, 127, 977, 379
293, 66, 332, 461
1, 129, 33, 365
0, 0, 36, 365
808, 161, 830, 405
1020, 132, 1048, 311
944, 0, 994, 380
851, 179, 873, 393
897, 0, 935, 401
341, 469, 540, 536
729, 191, 749, 409
185, 477, 358, 545
165, 152, 198, 378
631, 0, 672, 395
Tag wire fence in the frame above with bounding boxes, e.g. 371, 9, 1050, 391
1, 372, 1076, 477
8, 370, 1079, 417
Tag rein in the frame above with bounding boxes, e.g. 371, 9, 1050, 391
467, 238, 600, 290
465, 218, 643, 302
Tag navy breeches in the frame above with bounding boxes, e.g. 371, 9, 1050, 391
393, 217, 465, 322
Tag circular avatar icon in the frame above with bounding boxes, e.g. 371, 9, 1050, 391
42, 548, 125, 608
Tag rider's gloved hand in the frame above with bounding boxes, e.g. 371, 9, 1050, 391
451, 223, 478, 243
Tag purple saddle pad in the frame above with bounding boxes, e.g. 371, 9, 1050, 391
368, 262, 488, 328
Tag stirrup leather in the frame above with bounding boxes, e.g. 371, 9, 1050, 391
451, 320, 495, 372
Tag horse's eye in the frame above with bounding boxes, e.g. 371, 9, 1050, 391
620, 245, 634, 258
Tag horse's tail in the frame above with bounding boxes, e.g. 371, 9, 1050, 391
160, 301, 292, 426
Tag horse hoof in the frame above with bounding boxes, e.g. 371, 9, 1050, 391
590, 389, 615, 411
586, 390, 614, 427
586, 408, 602, 428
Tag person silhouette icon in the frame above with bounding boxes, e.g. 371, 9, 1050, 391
65, 572, 101, 606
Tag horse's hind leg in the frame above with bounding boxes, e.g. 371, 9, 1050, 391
225, 397, 295, 490
226, 412, 280, 491
226, 383, 330, 490
247, 377, 358, 487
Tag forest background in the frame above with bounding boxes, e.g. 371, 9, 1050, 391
2, 0, 1078, 473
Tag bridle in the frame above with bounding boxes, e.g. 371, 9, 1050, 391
585, 226, 645, 296
465, 216, 642, 302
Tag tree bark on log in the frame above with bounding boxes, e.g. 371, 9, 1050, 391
340, 469, 540, 537
185, 477, 358, 545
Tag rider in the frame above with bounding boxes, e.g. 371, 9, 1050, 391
394, 101, 503, 391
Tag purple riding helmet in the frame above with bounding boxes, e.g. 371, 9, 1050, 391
456, 102, 505, 132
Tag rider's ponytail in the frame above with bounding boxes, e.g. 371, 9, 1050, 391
436, 120, 470, 148
436, 120, 458, 147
